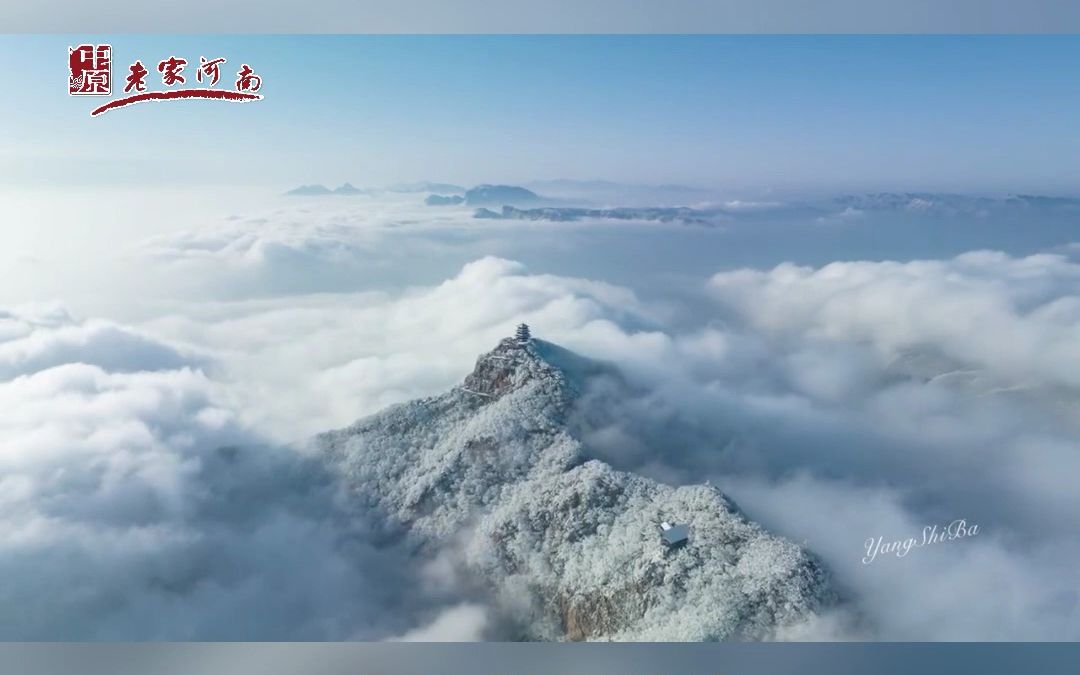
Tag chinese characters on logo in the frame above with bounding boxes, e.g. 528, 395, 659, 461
198, 56, 226, 86
69, 44, 265, 117
124, 61, 149, 93
235, 64, 262, 92
69, 44, 111, 95
157, 56, 187, 85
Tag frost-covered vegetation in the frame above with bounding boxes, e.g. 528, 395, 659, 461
317, 337, 834, 640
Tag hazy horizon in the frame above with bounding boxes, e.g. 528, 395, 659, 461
5, 35, 1080, 194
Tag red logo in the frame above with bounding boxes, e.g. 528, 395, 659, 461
70, 44, 265, 117
157, 56, 187, 86
124, 61, 149, 93
69, 44, 111, 96
197, 56, 226, 86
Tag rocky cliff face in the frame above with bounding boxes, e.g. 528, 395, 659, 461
316, 336, 834, 640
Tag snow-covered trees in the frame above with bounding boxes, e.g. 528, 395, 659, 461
316, 336, 833, 641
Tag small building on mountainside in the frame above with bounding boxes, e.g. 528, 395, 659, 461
660, 521, 690, 548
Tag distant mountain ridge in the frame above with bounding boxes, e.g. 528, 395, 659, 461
833, 192, 1080, 215
464, 184, 543, 206
285, 183, 367, 196
473, 205, 720, 225
526, 179, 719, 207
389, 181, 466, 194
426, 194, 466, 206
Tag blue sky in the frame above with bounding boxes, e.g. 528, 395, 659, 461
2, 35, 1079, 193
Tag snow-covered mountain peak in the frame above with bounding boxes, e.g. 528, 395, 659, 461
460, 335, 612, 404
316, 335, 836, 640
462, 336, 564, 400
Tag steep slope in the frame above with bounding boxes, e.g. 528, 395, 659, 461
316, 335, 834, 640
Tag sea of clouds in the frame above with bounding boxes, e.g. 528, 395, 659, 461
1, 189, 1078, 639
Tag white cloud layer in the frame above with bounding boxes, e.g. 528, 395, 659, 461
0, 305, 473, 639
144, 256, 654, 440
2, 189, 1079, 640
387, 604, 490, 642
